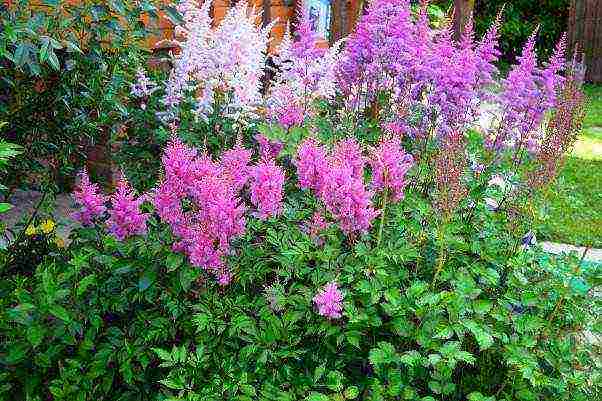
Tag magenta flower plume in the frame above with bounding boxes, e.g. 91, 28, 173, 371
250, 158, 285, 220
369, 137, 414, 202
295, 137, 329, 194
71, 169, 107, 226
320, 164, 379, 236
313, 282, 343, 319
106, 175, 149, 241
330, 138, 365, 179
162, 136, 199, 196
220, 144, 252, 191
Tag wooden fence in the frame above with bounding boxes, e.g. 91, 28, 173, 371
568, 0, 602, 83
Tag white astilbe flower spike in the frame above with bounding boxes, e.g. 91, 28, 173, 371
266, 10, 342, 128
161, 0, 273, 123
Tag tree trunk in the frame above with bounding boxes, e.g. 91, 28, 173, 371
452, 0, 475, 41
568, 0, 602, 83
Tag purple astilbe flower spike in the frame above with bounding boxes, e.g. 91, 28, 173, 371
106, 175, 149, 241
250, 158, 285, 220
475, 7, 503, 91
71, 169, 107, 226
313, 282, 343, 319
369, 137, 414, 202
540, 33, 567, 108
487, 29, 539, 151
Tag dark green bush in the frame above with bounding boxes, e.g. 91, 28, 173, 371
473, 0, 570, 68
0, 0, 167, 192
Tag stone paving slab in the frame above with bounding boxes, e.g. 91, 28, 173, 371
541, 241, 602, 263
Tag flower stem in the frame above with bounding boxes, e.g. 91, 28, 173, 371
377, 187, 388, 248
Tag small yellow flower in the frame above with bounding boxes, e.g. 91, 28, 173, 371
40, 219, 56, 234
25, 225, 37, 236
54, 236, 66, 248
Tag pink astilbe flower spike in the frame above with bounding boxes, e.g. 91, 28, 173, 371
71, 169, 107, 226
320, 163, 379, 236
313, 282, 343, 319
250, 158, 285, 220
106, 175, 149, 241
295, 137, 329, 194
330, 138, 365, 179
369, 137, 414, 202
220, 142, 253, 191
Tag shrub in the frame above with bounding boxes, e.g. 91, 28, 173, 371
0, 0, 168, 192
0, 1, 599, 400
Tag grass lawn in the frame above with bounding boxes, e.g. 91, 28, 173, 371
540, 84, 602, 247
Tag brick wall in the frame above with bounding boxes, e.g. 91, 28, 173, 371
12, 1, 361, 51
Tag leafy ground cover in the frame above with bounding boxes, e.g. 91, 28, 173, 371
541, 85, 602, 247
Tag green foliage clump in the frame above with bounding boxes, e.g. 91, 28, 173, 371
0, 120, 599, 400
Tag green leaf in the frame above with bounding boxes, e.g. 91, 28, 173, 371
345, 330, 361, 349
46, 49, 60, 71
326, 370, 344, 392
344, 386, 359, 399
473, 299, 493, 315
159, 376, 186, 390
305, 393, 329, 401
26, 325, 44, 348
13, 44, 30, 68
49, 305, 71, 322
77, 274, 97, 297
463, 320, 494, 350
369, 342, 398, 366
138, 274, 153, 291
166, 253, 183, 272
0, 203, 13, 213
152, 348, 172, 362
164, 6, 185, 25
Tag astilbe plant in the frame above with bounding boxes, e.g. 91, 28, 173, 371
433, 130, 468, 219
106, 175, 149, 241
313, 281, 344, 319
527, 72, 586, 189
295, 137, 414, 237
162, 0, 272, 122
266, 9, 341, 128
70, 169, 107, 226
336, 0, 503, 139
488, 31, 567, 154
249, 157, 285, 220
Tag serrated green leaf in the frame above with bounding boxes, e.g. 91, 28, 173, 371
77, 274, 96, 297
306, 393, 329, 401
49, 305, 71, 322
